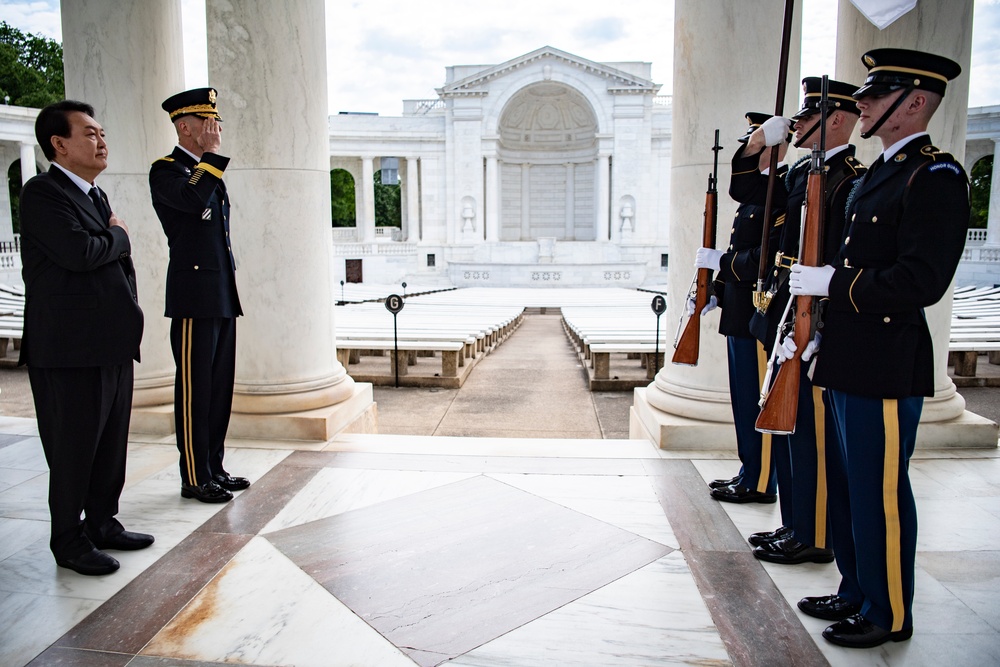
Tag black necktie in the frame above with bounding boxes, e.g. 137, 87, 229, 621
867, 155, 885, 179
88, 186, 110, 224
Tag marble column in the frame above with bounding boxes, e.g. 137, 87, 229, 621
520, 163, 531, 241
405, 156, 420, 241
19, 143, 36, 185
564, 162, 575, 240
836, 0, 986, 438
596, 154, 611, 242
985, 139, 1000, 246
359, 156, 376, 243
485, 154, 500, 242
0, 146, 14, 243
206, 0, 370, 432
60, 0, 184, 411
633, 0, 801, 447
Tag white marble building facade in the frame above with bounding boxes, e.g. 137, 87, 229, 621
328, 46, 673, 288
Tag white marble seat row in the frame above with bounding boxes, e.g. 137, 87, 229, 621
948, 285, 1000, 376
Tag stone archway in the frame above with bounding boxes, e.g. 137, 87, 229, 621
497, 82, 598, 241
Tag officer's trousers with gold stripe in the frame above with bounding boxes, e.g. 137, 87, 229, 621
827, 389, 920, 634
726, 336, 777, 495
170, 317, 236, 486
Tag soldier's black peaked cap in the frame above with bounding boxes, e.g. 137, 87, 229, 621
792, 77, 861, 119
853, 48, 961, 99
161, 87, 223, 122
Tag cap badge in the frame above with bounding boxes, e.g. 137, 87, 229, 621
894, 153, 907, 163
863, 54, 876, 67
208, 89, 217, 104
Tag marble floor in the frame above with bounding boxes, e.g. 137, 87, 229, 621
1, 417, 999, 666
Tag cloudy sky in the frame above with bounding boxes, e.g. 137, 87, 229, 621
4, 0, 999, 115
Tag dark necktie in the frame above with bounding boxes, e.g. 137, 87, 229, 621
867, 154, 885, 180
88, 186, 110, 224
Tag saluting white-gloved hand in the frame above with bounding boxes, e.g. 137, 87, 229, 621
694, 247, 723, 272
789, 264, 835, 297
761, 116, 792, 147
775, 332, 822, 364
687, 294, 718, 316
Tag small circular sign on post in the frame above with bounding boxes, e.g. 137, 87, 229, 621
385, 293, 404, 314
651, 294, 667, 316
651, 294, 666, 376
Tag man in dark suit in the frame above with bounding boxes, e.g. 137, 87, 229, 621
20, 100, 152, 576
789, 49, 968, 648
149, 88, 248, 504
695, 113, 786, 507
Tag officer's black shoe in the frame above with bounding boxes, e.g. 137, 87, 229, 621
181, 480, 233, 503
710, 483, 777, 504
753, 537, 835, 564
56, 548, 120, 576
708, 474, 741, 490
213, 473, 251, 491
822, 614, 912, 648
90, 530, 155, 551
798, 594, 862, 621
748, 525, 792, 547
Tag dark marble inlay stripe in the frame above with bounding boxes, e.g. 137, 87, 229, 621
27, 647, 132, 666
268, 474, 671, 667
53, 532, 251, 655
643, 459, 830, 667
197, 462, 319, 535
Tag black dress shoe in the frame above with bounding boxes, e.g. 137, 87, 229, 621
91, 530, 155, 551
748, 525, 792, 547
798, 594, 862, 621
823, 614, 912, 648
181, 480, 233, 503
710, 483, 777, 504
56, 548, 120, 576
708, 474, 741, 490
753, 537, 835, 564
213, 473, 251, 491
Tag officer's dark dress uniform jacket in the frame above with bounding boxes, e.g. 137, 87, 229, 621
813, 136, 968, 398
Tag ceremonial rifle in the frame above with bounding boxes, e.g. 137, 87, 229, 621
755, 75, 830, 435
672, 129, 722, 366
754, 0, 796, 313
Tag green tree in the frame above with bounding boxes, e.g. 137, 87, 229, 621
330, 169, 356, 227
374, 169, 401, 227
970, 155, 992, 229
0, 21, 64, 108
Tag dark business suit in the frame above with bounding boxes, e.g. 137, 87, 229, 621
19, 166, 143, 561
814, 135, 969, 634
149, 147, 242, 487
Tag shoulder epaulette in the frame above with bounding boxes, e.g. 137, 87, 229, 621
152, 156, 175, 165
843, 155, 866, 175
919, 144, 956, 163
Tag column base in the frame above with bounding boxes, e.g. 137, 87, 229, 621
630, 387, 999, 450
130, 382, 377, 442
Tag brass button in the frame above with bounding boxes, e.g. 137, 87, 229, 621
852, 214, 856, 221
872, 215, 878, 222
883, 316, 891, 323
750, 213, 755, 219
194, 265, 200, 270
774, 269, 779, 276
845, 236, 850, 244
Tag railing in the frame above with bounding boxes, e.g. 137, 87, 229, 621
968, 228, 988, 244
963, 246, 1000, 263
404, 99, 445, 116
332, 242, 417, 256
653, 95, 673, 108
331, 227, 402, 242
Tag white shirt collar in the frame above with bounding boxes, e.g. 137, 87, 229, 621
177, 145, 199, 162
51, 161, 96, 195
882, 132, 929, 163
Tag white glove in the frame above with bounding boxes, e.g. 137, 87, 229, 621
789, 264, 835, 297
694, 247, 723, 272
761, 116, 792, 147
775, 332, 822, 364
687, 294, 718, 316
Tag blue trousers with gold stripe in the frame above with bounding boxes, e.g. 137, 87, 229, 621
727, 336, 776, 494
171, 317, 237, 487
827, 390, 920, 633
777, 372, 835, 547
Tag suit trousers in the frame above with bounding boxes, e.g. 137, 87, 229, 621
29, 363, 133, 560
171, 317, 237, 486
726, 336, 776, 494
827, 390, 921, 633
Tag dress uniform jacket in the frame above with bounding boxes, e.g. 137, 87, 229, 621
149, 147, 242, 318
715, 145, 787, 338
19, 167, 143, 367
813, 136, 969, 399
749, 146, 866, 350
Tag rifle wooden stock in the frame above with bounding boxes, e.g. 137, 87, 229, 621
672, 188, 717, 366
755, 165, 826, 434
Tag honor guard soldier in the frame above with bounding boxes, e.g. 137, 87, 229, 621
150, 87, 250, 503
696, 113, 786, 506
744, 77, 867, 566
789, 49, 968, 648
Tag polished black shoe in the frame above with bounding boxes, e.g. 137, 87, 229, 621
710, 483, 777, 504
753, 537, 835, 564
823, 614, 912, 648
91, 530, 155, 551
798, 594, 862, 621
748, 525, 792, 547
56, 548, 120, 576
213, 473, 251, 491
708, 474, 741, 490
181, 480, 233, 503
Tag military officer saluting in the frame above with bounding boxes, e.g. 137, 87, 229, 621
789, 49, 968, 648
150, 87, 249, 503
